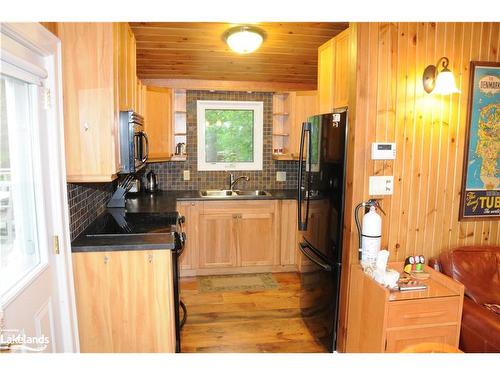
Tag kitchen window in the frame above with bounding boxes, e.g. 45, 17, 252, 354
197, 100, 263, 171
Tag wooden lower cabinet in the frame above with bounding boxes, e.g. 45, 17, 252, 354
72, 249, 176, 353
237, 208, 280, 267
345, 263, 464, 353
199, 212, 237, 268
178, 200, 294, 275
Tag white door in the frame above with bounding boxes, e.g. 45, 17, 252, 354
0, 23, 77, 353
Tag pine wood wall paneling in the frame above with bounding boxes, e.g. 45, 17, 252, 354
353, 22, 499, 264
338, 22, 500, 352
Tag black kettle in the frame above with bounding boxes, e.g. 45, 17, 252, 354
145, 170, 158, 193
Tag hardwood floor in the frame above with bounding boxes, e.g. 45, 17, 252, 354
179, 272, 328, 353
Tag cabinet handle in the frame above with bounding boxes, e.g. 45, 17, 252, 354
103, 255, 109, 264
232, 214, 242, 219
147, 254, 153, 263
402, 311, 446, 319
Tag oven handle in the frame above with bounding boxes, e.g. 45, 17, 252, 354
140, 131, 149, 163
299, 242, 332, 271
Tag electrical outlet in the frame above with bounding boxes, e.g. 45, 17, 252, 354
276, 171, 286, 182
369, 176, 393, 195
183, 170, 190, 181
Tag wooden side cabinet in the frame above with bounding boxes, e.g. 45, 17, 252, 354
345, 262, 464, 353
72, 250, 176, 353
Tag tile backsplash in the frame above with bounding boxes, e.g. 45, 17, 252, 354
67, 182, 115, 240
144, 90, 299, 190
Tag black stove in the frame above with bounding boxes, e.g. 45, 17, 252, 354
85, 211, 179, 236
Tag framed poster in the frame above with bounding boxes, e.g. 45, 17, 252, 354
459, 61, 500, 221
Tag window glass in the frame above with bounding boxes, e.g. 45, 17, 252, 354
0, 74, 41, 297
197, 100, 263, 171
205, 109, 254, 163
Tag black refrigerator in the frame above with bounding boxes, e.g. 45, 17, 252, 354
297, 109, 348, 352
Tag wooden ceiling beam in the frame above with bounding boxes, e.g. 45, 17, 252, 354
140, 78, 317, 92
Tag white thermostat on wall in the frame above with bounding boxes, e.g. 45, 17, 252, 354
371, 142, 396, 160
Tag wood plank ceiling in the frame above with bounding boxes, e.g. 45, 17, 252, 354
130, 22, 349, 88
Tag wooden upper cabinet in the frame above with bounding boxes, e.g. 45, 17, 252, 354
135, 79, 147, 116
318, 39, 335, 114
291, 90, 318, 158
144, 86, 172, 161
317, 28, 350, 114
272, 91, 318, 160
333, 28, 350, 109
57, 22, 121, 182
118, 23, 137, 111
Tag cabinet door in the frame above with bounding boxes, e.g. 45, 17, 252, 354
145, 86, 172, 161
385, 325, 459, 353
317, 39, 335, 114
176, 201, 199, 270
237, 211, 279, 267
58, 22, 120, 182
117, 23, 137, 111
333, 28, 350, 109
280, 200, 298, 266
127, 26, 137, 109
198, 213, 237, 268
291, 91, 318, 157
72, 250, 176, 352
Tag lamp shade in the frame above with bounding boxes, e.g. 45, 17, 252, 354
225, 27, 264, 54
433, 69, 461, 95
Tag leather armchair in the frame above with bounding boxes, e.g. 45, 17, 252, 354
432, 246, 500, 352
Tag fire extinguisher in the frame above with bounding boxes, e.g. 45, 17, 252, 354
354, 199, 386, 267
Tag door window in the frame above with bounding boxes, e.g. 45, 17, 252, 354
0, 74, 45, 298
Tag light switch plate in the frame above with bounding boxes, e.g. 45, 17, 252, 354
369, 176, 394, 195
276, 171, 286, 182
183, 170, 190, 181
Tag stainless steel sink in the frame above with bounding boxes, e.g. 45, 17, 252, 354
199, 189, 271, 198
235, 190, 271, 197
199, 189, 237, 197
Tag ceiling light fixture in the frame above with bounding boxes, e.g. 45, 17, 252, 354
422, 56, 461, 95
224, 26, 265, 54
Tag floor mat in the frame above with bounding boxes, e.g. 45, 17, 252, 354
198, 273, 279, 293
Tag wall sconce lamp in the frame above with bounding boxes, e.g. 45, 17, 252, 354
422, 57, 461, 94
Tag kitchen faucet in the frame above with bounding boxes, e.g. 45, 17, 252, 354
228, 173, 250, 191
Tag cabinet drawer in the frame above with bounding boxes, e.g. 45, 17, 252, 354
385, 325, 459, 353
387, 296, 460, 329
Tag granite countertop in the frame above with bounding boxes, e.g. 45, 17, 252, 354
71, 189, 297, 253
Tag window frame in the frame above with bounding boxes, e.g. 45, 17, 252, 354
196, 100, 264, 171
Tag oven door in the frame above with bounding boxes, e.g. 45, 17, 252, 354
299, 241, 340, 352
133, 127, 149, 169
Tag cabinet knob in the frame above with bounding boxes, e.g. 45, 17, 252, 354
103, 255, 109, 264
83, 122, 90, 132
147, 254, 153, 263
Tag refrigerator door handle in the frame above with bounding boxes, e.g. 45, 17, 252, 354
297, 122, 311, 231
299, 242, 332, 272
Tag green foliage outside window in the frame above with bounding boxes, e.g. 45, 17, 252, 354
205, 109, 254, 163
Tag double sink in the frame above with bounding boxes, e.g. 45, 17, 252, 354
199, 189, 271, 198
